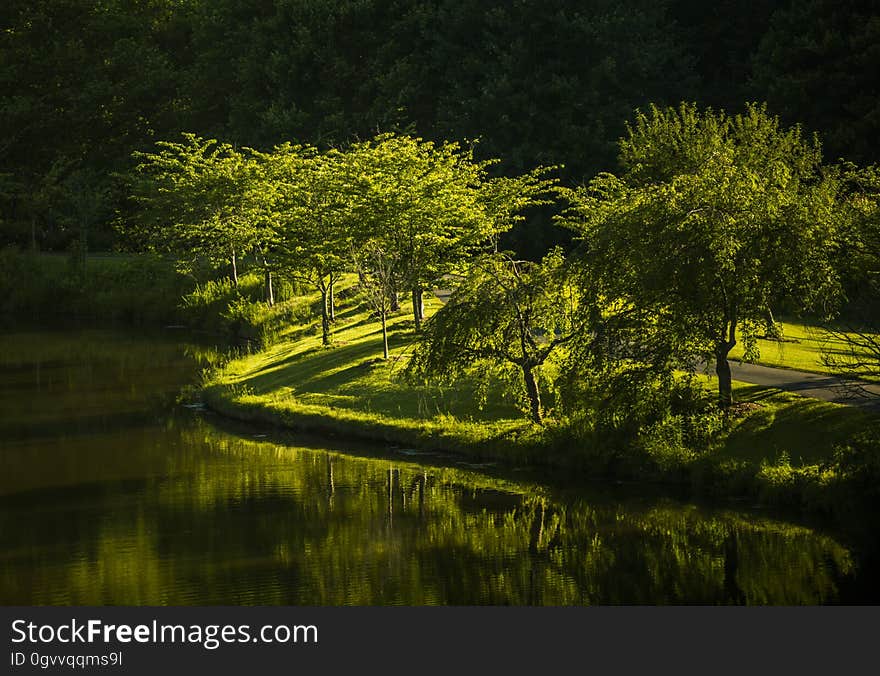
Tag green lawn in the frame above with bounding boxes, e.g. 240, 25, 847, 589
205, 277, 535, 458
720, 382, 873, 466
729, 318, 877, 380
215, 281, 515, 422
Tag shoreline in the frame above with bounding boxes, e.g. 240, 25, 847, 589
200, 380, 872, 523
201, 384, 550, 467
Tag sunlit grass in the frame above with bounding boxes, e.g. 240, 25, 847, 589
206, 284, 878, 501
729, 318, 877, 380
205, 277, 534, 457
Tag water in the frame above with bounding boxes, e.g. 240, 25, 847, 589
0, 326, 874, 604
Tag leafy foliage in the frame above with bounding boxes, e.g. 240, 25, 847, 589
822, 164, 880, 389
560, 103, 841, 406
751, 0, 880, 166
127, 134, 264, 278
408, 249, 580, 423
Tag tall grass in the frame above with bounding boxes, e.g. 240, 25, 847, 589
180, 273, 312, 346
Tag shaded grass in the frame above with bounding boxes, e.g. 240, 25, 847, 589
720, 382, 874, 466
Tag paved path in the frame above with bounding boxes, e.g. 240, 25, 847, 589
432, 287, 880, 410
729, 359, 880, 409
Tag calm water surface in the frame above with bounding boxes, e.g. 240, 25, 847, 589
0, 326, 874, 604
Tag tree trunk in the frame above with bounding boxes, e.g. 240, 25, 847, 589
521, 364, 543, 424
765, 307, 781, 340
715, 342, 735, 408
390, 291, 400, 313
230, 249, 238, 286
320, 288, 331, 346
31, 217, 37, 252
328, 281, 335, 321
265, 269, 274, 306
79, 224, 88, 273
381, 310, 389, 359
411, 288, 424, 332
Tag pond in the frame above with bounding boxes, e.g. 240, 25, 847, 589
0, 326, 875, 604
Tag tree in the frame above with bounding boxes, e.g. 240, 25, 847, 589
408, 249, 580, 424
668, 0, 778, 110
348, 134, 491, 332
351, 239, 397, 360
561, 103, 840, 408
0, 0, 190, 249
128, 134, 263, 286
268, 144, 356, 345
751, 0, 880, 166
420, 0, 697, 185
61, 167, 111, 273
822, 164, 880, 394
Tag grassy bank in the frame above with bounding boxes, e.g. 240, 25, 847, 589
203, 279, 880, 517
0, 248, 305, 346
203, 276, 545, 463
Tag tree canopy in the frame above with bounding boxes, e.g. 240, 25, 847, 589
561, 103, 840, 407
408, 249, 580, 423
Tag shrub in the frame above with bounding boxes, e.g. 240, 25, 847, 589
828, 429, 880, 507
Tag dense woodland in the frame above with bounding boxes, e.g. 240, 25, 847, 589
2, 0, 879, 255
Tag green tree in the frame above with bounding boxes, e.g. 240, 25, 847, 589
351, 239, 397, 360
822, 164, 880, 392
0, 0, 190, 249
561, 103, 840, 408
669, 0, 778, 110
267, 144, 356, 345
408, 249, 580, 424
751, 0, 880, 166
128, 134, 262, 285
349, 134, 491, 332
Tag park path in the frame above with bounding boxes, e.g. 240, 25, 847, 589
728, 359, 880, 409
431, 286, 880, 410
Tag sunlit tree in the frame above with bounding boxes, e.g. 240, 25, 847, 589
129, 134, 263, 285
408, 249, 580, 424
266, 144, 356, 345
561, 103, 840, 407
348, 134, 490, 332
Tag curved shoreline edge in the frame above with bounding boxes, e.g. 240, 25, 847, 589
201, 383, 867, 524
201, 384, 548, 466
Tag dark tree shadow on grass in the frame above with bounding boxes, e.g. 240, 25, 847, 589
232, 319, 518, 423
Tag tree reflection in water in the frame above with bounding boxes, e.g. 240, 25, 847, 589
0, 328, 860, 605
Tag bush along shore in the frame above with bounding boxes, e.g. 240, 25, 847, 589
201, 276, 880, 524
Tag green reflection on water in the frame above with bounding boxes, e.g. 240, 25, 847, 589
0, 328, 858, 605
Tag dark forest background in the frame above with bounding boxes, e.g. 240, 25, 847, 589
2, 0, 878, 257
